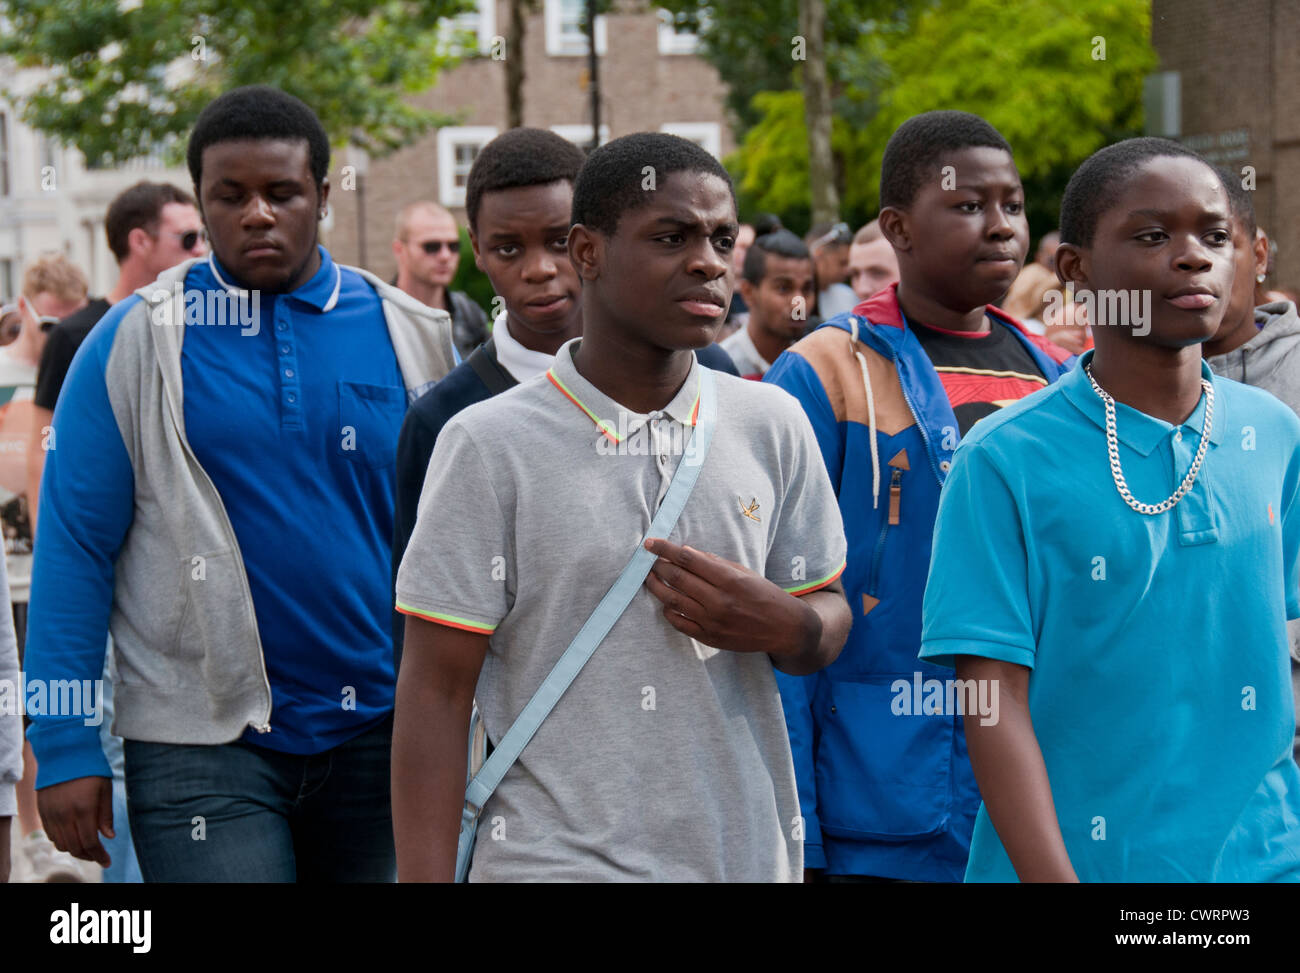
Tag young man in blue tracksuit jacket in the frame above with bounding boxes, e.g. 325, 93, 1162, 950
764, 111, 1074, 881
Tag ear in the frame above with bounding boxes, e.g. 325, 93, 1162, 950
1054, 243, 1088, 290
878, 207, 911, 255
468, 226, 485, 272
392, 238, 404, 264
127, 226, 154, 258
738, 278, 756, 304
567, 223, 602, 282
317, 177, 331, 216
1253, 228, 1270, 278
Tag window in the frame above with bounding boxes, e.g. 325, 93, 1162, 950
550, 124, 610, 149
544, 0, 606, 57
0, 259, 12, 303
440, 0, 497, 56
659, 122, 721, 159
437, 126, 498, 207
656, 8, 701, 55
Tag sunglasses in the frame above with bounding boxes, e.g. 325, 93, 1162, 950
21, 296, 61, 332
418, 240, 460, 256
174, 229, 208, 251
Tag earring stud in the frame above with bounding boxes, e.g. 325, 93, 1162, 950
1257, 273, 1266, 284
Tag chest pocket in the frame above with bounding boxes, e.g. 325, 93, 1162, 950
337, 380, 406, 470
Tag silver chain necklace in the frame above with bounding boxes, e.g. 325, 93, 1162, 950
1084, 364, 1214, 516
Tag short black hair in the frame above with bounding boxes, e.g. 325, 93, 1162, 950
1215, 164, 1257, 239
466, 128, 587, 233
742, 230, 811, 285
105, 181, 197, 262
187, 85, 330, 191
572, 132, 735, 237
879, 110, 1014, 210
1059, 138, 1218, 248
753, 213, 784, 237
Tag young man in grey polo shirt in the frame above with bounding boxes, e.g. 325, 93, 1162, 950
392, 133, 851, 882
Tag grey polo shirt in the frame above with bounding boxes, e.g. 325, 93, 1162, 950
397, 338, 847, 881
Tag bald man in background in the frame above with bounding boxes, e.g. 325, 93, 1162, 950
393, 201, 489, 358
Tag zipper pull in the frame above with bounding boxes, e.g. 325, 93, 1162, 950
886, 448, 908, 525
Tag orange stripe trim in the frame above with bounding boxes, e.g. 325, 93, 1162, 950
395, 602, 497, 634
784, 559, 846, 596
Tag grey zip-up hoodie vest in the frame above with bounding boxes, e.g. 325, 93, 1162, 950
1206, 300, 1300, 662
102, 257, 457, 744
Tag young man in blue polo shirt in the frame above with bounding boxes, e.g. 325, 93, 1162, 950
24, 86, 456, 882
920, 137, 1300, 882
392, 133, 851, 882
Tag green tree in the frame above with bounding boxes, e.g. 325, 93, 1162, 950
727, 0, 1157, 237
0, 0, 476, 167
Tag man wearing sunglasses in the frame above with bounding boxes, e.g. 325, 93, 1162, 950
29, 182, 205, 533
1, 255, 92, 882
392, 200, 489, 359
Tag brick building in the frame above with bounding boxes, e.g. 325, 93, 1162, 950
325, 0, 733, 278
1149, 0, 1300, 292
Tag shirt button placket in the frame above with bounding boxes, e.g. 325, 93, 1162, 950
277, 305, 301, 428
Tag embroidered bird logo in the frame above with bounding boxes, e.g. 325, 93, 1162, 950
739, 496, 761, 523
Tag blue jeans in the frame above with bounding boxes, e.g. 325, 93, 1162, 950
124, 714, 395, 882
99, 643, 142, 883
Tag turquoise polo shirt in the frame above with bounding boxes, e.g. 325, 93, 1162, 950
920, 350, 1300, 882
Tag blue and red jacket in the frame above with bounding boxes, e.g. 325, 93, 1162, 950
764, 284, 1073, 879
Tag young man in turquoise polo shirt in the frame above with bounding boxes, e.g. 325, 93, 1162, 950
920, 137, 1300, 882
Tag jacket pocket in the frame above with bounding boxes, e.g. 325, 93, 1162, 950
814, 677, 954, 840
337, 380, 406, 470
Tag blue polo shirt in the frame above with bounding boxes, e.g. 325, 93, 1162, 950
29, 248, 405, 781
920, 350, 1300, 882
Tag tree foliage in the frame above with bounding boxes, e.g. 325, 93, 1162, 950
698, 0, 1156, 236
0, 0, 475, 167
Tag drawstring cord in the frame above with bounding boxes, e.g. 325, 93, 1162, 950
850, 316, 881, 509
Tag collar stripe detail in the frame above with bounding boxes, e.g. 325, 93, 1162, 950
547, 369, 622, 443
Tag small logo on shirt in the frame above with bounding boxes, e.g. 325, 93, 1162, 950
739, 496, 761, 523
1268, 502, 1274, 525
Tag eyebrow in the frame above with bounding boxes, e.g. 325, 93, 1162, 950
1127, 207, 1231, 221
649, 215, 739, 234
484, 223, 571, 242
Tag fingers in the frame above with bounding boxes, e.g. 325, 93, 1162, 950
38, 778, 113, 866
644, 568, 708, 624
648, 554, 717, 608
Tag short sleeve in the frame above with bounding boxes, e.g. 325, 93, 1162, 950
1280, 424, 1300, 621
763, 399, 847, 595
919, 440, 1036, 670
395, 419, 512, 635
34, 323, 78, 412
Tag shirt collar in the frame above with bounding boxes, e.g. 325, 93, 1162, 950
546, 338, 702, 444
207, 245, 342, 312
492, 311, 556, 384
1061, 349, 1227, 456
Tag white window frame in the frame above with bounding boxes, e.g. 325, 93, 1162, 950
659, 122, 721, 159
656, 8, 701, 55
550, 124, 610, 148
440, 0, 497, 56
544, 0, 606, 57
436, 126, 498, 207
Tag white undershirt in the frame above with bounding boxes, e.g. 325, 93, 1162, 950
491, 311, 556, 384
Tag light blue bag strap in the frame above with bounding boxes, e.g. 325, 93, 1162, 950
456, 366, 717, 881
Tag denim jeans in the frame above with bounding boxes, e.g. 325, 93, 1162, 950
124, 713, 395, 882
99, 643, 142, 883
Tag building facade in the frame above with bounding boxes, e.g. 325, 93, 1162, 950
0, 68, 193, 301
1150, 0, 1300, 292
325, 0, 734, 277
